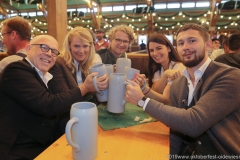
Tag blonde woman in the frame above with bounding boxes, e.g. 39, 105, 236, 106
48, 27, 108, 133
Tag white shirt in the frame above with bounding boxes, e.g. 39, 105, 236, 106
25, 58, 53, 88
182, 57, 211, 105
210, 49, 224, 60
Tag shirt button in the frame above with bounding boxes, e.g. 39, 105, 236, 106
198, 141, 201, 145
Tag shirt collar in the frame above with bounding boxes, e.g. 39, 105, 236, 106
183, 57, 211, 79
73, 58, 79, 71
25, 58, 53, 87
17, 49, 27, 54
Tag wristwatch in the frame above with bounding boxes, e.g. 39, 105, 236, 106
137, 96, 147, 107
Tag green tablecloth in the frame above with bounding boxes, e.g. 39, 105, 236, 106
98, 103, 156, 131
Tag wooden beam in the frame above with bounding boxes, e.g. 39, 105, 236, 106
0, 5, 8, 18
37, 3, 47, 19
47, 0, 67, 49
209, 0, 221, 34
86, 0, 99, 29
145, 0, 155, 34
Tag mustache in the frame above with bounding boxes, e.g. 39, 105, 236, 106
182, 50, 195, 56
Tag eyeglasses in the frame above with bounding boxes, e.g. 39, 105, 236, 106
31, 44, 60, 57
0, 31, 12, 39
114, 38, 130, 45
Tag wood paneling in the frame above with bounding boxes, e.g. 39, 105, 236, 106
128, 52, 149, 77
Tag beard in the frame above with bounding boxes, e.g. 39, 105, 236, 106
182, 48, 206, 68
97, 36, 103, 41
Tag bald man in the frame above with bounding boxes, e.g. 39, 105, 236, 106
0, 35, 102, 159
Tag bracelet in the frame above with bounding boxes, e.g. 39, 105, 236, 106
144, 87, 151, 95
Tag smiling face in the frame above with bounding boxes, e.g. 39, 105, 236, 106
26, 35, 59, 75
110, 30, 130, 58
70, 36, 90, 64
176, 29, 209, 69
149, 42, 171, 67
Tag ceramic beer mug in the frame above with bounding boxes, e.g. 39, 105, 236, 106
107, 73, 130, 113
123, 66, 147, 91
123, 66, 140, 80
89, 63, 108, 102
104, 64, 114, 77
65, 102, 98, 160
116, 58, 131, 73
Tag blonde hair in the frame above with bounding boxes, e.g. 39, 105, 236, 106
61, 27, 95, 77
107, 25, 135, 44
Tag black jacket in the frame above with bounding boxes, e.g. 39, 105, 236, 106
215, 52, 240, 69
0, 59, 82, 159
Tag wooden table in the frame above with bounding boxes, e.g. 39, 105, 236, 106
35, 121, 169, 160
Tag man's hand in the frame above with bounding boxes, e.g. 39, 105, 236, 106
125, 80, 144, 105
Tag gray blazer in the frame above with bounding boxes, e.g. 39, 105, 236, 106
145, 61, 240, 155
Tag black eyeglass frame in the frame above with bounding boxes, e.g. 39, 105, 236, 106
114, 38, 130, 45
31, 44, 60, 57
0, 31, 13, 39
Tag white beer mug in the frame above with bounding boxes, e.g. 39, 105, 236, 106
107, 73, 130, 113
116, 58, 131, 73
65, 102, 98, 160
89, 63, 108, 102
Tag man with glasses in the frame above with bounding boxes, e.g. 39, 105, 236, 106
0, 16, 31, 72
97, 25, 134, 64
0, 35, 104, 159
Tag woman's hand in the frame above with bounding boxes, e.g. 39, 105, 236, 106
79, 73, 108, 95
132, 73, 146, 87
96, 74, 108, 91
164, 69, 182, 81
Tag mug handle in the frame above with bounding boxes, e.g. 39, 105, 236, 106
122, 81, 132, 105
65, 117, 81, 152
93, 76, 103, 96
141, 80, 146, 91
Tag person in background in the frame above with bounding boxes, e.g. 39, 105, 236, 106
0, 35, 107, 159
129, 39, 140, 52
139, 40, 146, 50
215, 33, 240, 69
97, 25, 134, 64
125, 23, 240, 156
208, 38, 220, 57
211, 38, 220, 51
0, 16, 31, 72
94, 28, 108, 51
210, 35, 228, 60
48, 27, 107, 132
